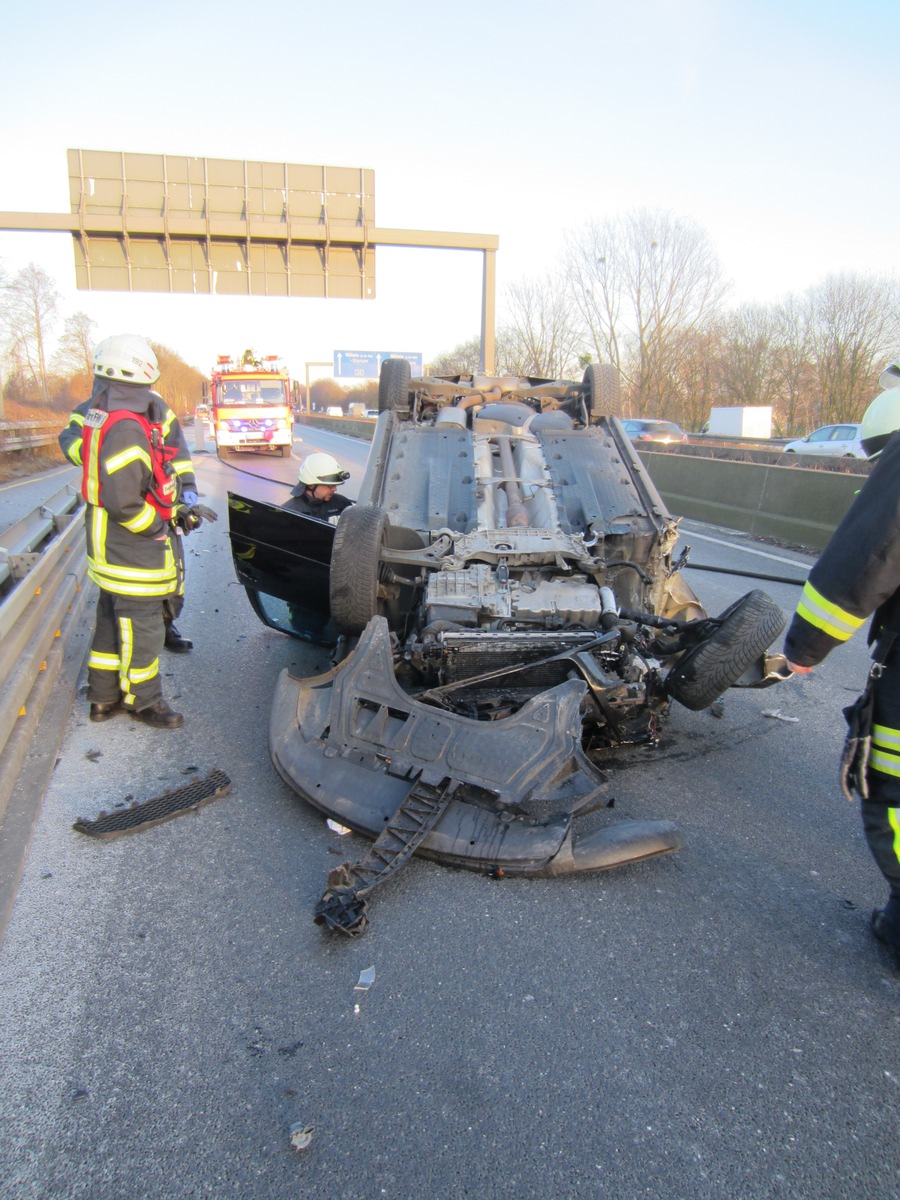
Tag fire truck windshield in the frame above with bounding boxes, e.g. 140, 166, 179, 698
221, 381, 287, 405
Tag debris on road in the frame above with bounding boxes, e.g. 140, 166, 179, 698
355, 966, 375, 991
72, 768, 232, 839
289, 1122, 314, 1152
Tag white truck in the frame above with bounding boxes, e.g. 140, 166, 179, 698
703, 406, 773, 439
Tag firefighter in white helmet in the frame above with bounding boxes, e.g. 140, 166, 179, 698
59, 334, 202, 654
784, 362, 900, 971
283, 453, 352, 524
75, 335, 207, 728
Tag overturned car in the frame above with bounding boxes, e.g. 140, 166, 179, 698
228, 361, 788, 934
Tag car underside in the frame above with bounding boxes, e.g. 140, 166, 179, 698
228, 361, 789, 934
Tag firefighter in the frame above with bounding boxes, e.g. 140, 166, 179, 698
77, 334, 201, 728
283, 453, 353, 523
60, 363, 197, 653
784, 359, 900, 971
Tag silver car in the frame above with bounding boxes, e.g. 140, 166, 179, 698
784, 423, 865, 458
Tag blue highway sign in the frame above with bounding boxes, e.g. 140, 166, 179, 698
333, 351, 423, 379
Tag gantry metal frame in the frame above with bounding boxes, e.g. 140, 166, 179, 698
0, 150, 498, 372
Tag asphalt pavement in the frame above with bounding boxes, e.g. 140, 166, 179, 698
1, 438, 898, 1200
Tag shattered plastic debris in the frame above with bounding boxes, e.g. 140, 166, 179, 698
289, 1123, 314, 1151
355, 966, 375, 990
326, 819, 351, 835
761, 709, 800, 724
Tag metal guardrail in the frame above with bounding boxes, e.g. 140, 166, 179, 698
0, 421, 57, 454
0, 485, 92, 825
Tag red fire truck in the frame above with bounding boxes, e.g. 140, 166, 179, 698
208, 351, 294, 456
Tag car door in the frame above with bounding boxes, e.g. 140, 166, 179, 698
227, 492, 338, 644
804, 425, 837, 454
829, 425, 860, 456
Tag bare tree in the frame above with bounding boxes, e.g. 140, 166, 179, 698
718, 304, 783, 410
0, 264, 60, 404
53, 311, 97, 379
565, 210, 728, 417
771, 294, 814, 435
150, 343, 206, 421
805, 274, 900, 425
500, 272, 585, 378
427, 337, 483, 377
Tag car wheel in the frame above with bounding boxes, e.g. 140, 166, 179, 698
378, 358, 412, 413
582, 363, 621, 417
330, 505, 391, 634
665, 590, 786, 712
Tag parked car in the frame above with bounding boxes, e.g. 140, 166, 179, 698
783, 423, 865, 458
364, 409, 380, 419
227, 362, 788, 934
622, 419, 689, 445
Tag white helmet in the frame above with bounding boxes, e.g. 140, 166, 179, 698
297, 452, 350, 486
879, 360, 900, 391
93, 334, 160, 385
860, 388, 900, 459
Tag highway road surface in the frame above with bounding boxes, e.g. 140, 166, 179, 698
0, 430, 898, 1199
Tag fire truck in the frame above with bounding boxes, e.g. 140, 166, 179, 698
208, 351, 294, 456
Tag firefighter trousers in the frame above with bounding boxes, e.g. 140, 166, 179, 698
162, 528, 186, 623
862, 662, 900, 937
87, 590, 166, 711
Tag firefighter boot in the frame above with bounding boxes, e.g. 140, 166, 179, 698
871, 902, 900, 971
130, 699, 184, 730
90, 700, 124, 722
164, 620, 193, 653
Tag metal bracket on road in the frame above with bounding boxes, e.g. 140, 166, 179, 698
314, 775, 459, 936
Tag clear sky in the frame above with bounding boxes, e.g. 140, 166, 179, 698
1, 0, 897, 384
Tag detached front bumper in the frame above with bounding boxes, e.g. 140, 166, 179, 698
269, 618, 681, 877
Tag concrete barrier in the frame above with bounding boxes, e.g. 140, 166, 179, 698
639, 451, 861, 549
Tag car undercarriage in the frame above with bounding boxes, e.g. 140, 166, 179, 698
229, 361, 789, 933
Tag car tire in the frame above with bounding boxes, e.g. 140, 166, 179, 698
378, 358, 412, 413
666, 589, 786, 712
583, 363, 620, 417
330, 505, 390, 634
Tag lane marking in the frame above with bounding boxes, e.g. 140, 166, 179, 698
678, 526, 813, 570
0, 464, 76, 493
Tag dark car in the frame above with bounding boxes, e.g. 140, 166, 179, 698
228, 362, 787, 933
622, 418, 689, 445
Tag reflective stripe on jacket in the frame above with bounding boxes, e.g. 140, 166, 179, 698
783, 431, 900, 669
80, 410, 178, 598
60, 393, 196, 493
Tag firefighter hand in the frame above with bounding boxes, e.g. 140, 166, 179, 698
181, 489, 199, 508
177, 503, 218, 532
786, 660, 813, 675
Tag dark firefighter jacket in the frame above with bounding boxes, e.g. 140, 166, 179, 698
783, 430, 900, 668
282, 488, 353, 522
60, 381, 196, 496
80, 393, 178, 599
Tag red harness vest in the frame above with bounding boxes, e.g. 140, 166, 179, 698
81, 408, 179, 520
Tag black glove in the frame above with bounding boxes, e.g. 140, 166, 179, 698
177, 503, 218, 532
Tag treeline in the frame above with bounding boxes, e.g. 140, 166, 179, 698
429, 210, 900, 436
0, 263, 205, 420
